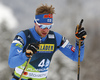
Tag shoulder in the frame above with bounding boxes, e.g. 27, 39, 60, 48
54, 31, 62, 37
17, 31, 26, 40
49, 30, 62, 38
14, 30, 27, 46
17, 31, 26, 37
53, 31, 63, 46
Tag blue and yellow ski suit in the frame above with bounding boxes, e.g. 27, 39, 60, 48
8, 26, 84, 80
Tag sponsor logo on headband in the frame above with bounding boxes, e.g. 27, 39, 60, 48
44, 14, 53, 18
35, 14, 53, 23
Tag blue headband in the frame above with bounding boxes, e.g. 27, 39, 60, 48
35, 14, 53, 23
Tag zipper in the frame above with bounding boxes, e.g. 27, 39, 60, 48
40, 38, 42, 43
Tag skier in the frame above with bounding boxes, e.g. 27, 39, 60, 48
8, 4, 87, 80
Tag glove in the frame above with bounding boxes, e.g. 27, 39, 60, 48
26, 43, 39, 57
75, 25, 87, 41
75, 25, 87, 46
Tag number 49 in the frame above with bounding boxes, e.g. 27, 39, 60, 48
38, 59, 50, 67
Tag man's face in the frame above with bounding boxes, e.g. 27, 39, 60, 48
35, 23, 51, 37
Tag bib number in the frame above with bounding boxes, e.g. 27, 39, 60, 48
38, 59, 50, 68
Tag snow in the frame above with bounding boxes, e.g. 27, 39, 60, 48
0, 3, 18, 30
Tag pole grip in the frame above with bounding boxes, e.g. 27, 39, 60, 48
77, 19, 84, 32
79, 19, 83, 29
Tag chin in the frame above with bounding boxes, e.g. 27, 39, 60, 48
41, 35, 46, 38
41, 34, 47, 37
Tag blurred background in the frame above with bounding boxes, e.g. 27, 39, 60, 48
0, 0, 100, 80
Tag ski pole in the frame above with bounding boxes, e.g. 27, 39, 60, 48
19, 43, 39, 80
19, 57, 32, 80
77, 19, 84, 80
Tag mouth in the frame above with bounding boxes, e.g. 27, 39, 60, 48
42, 33, 47, 36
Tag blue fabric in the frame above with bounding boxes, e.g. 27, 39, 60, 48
11, 78, 16, 80
8, 26, 85, 79
35, 14, 53, 23
11, 78, 25, 80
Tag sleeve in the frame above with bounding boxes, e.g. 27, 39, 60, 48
54, 32, 85, 62
8, 31, 28, 68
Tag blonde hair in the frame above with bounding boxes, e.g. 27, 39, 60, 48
36, 4, 55, 15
